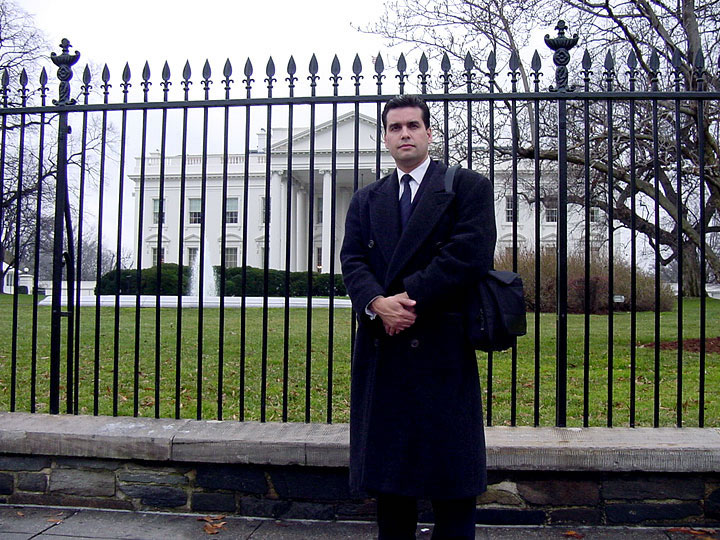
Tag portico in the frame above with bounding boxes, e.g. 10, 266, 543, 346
131, 112, 395, 273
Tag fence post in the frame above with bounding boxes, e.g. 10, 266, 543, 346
49, 39, 80, 414
545, 21, 577, 427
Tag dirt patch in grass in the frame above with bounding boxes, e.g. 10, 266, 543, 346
639, 337, 720, 353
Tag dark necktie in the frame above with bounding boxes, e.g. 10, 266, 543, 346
399, 174, 412, 229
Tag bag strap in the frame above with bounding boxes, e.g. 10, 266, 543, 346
445, 163, 498, 277
444, 164, 460, 194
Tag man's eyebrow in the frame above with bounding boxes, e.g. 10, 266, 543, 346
388, 120, 421, 127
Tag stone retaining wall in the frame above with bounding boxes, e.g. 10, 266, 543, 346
0, 413, 719, 527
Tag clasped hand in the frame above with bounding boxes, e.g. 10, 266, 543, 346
371, 292, 417, 336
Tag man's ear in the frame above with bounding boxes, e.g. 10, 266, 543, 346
427, 128, 432, 143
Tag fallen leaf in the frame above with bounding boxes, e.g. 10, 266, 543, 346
668, 528, 717, 536
198, 515, 226, 523
16, 511, 24, 517
203, 523, 219, 535
563, 532, 585, 539
46, 518, 63, 523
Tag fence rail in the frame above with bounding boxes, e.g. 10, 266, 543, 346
0, 21, 717, 427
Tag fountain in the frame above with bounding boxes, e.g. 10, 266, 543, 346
188, 241, 219, 306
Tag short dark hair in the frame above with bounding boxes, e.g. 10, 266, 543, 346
382, 95, 431, 132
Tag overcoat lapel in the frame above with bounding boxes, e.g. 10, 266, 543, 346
368, 171, 401, 267
384, 162, 454, 288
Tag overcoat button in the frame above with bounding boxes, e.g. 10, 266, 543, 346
373, 338, 380, 347
368, 239, 375, 248
410, 339, 419, 348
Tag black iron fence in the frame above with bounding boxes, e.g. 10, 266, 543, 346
0, 21, 717, 427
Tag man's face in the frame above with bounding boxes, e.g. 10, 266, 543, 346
384, 106, 432, 172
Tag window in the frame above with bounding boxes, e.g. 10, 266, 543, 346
225, 247, 238, 268
316, 246, 323, 272
189, 198, 202, 224
153, 198, 165, 225
152, 247, 165, 266
505, 196, 514, 222
590, 207, 601, 223
545, 207, 558, 223
187, 247, 198, 268
226, 197, 238, 224
317, 197, 323, 224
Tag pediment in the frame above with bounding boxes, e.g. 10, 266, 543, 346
145, 233, 171, 243
220, 233, 243, 243
271, 111, 384, 154
498, 233, 528, 245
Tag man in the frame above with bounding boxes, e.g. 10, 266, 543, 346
340, 95, 496, 539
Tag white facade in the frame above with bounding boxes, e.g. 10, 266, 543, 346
491, 165, 610, 258
131, 112, 395, 273
130, 113, 611, 274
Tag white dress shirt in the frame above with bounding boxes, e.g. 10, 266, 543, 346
397, 156, 431, 203
366, 156, 432, 318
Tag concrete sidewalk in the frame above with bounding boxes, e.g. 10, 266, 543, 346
1, 506, 718, 540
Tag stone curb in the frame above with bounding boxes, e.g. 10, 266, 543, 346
1, 413, 719, 472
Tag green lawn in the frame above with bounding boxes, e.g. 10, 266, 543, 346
0, 293, 717, 427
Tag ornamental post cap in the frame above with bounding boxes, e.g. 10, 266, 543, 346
50, 38, 80, 67
544, 20, 579, 52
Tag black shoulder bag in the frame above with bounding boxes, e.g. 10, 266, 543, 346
444, 165, 527, 352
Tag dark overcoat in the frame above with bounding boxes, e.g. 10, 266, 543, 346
340, 160, 496, 498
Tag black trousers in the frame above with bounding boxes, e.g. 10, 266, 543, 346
376, 493, 476, 540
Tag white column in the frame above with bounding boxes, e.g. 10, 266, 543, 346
336, 187, 350, 272
290, 179, 298, 271
320, 170, 332, 274
278, 173, 289, 269
270, 170, 283, 269
295, 185, 307, 272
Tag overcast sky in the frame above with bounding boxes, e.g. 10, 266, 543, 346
21, 0, 391, 96
19, 0, 395, 253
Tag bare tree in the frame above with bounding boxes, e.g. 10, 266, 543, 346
0, 2, 115, 292
0, 0, 49, 291
0, 0, 47, 91
364, 0, 720, 296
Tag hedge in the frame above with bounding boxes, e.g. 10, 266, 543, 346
219, 266, 346, 297
96, 263, 192, 295
97, 264, 346, 297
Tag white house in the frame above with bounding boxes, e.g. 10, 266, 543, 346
130, 112, 611, 276
490, 164, 609, 259
131, 112, 395, 275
